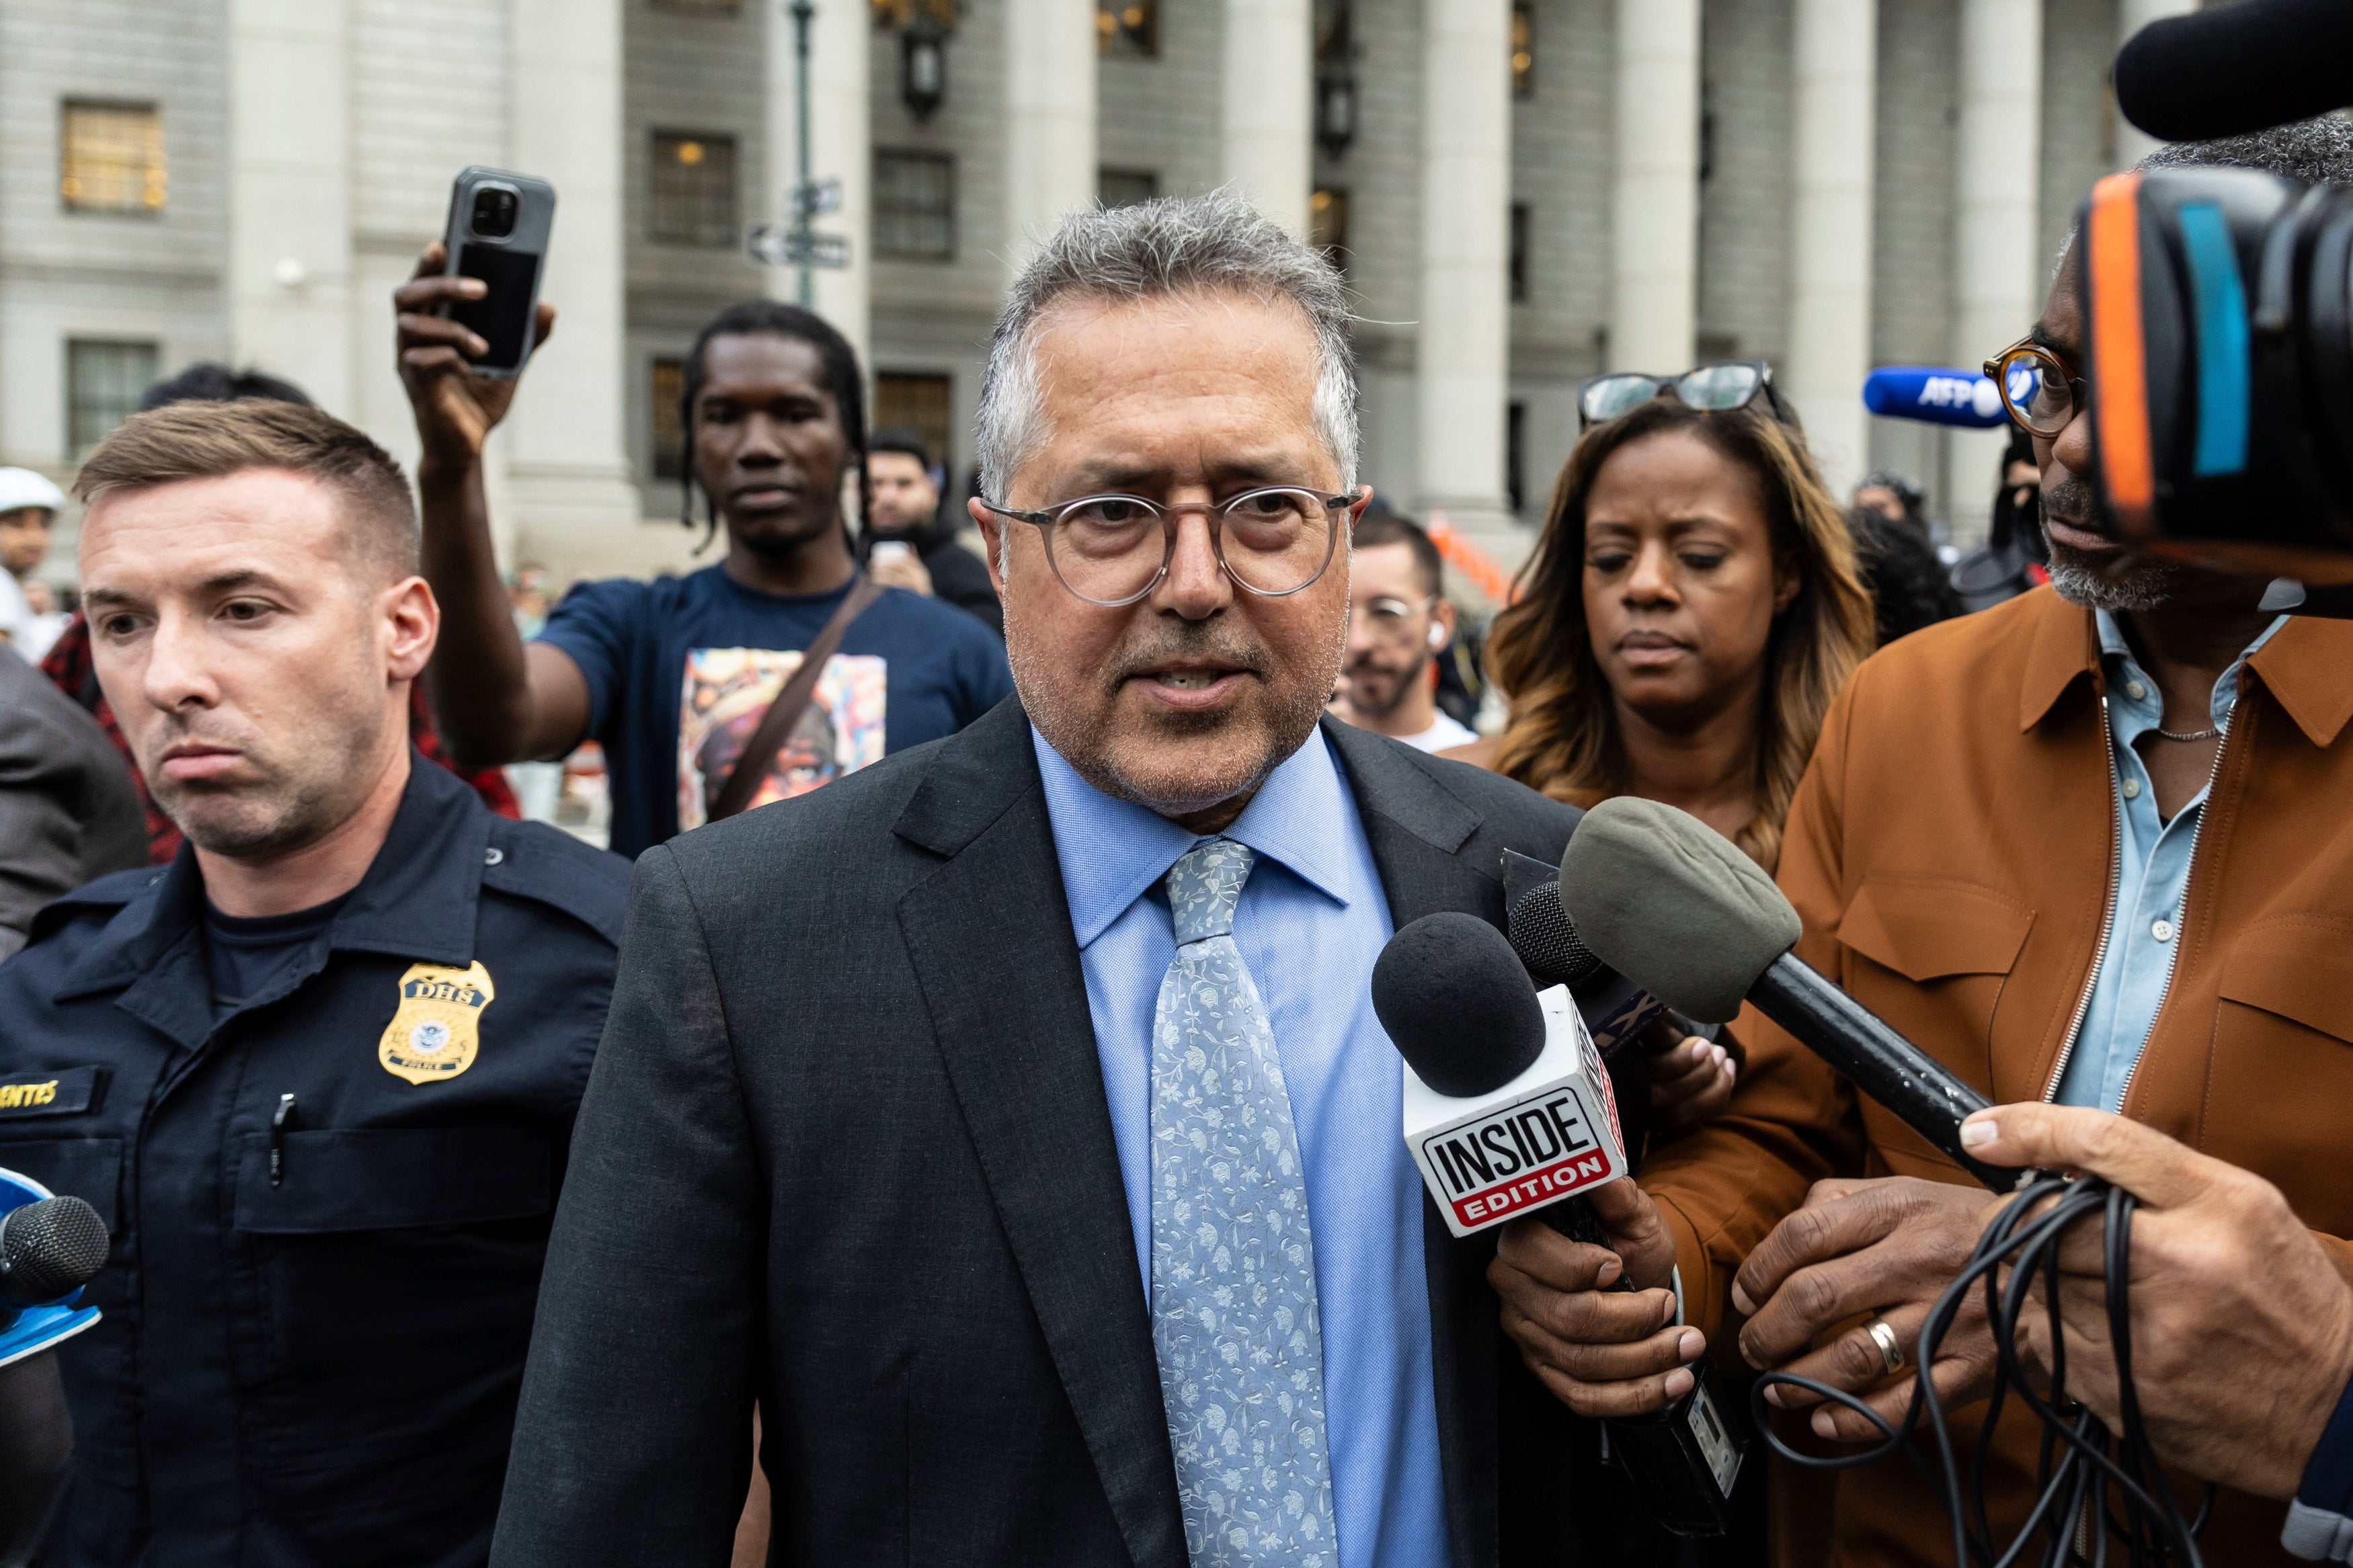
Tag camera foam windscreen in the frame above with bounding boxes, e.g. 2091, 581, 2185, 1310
1556, 796, 1802, 1024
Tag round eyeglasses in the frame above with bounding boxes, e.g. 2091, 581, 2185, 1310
979, 485, 1359, 608
1578, 361, 1786, 429
1351, 593, 1439, 641
1983, 338, 2087, 438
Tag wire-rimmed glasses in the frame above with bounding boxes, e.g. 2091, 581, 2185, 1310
978, 485, 1360, 608
1983, 338, 2088, 438
1351, 593, 1440, 641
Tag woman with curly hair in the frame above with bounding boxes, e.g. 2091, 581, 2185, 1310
1446, 373, 1876, 1128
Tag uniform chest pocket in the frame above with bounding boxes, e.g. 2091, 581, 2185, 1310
235, 1125, 551, 1233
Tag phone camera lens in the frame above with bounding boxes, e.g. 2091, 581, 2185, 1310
472, 188, 520, 239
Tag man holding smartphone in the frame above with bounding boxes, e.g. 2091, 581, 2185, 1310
393, 251, 1011, 858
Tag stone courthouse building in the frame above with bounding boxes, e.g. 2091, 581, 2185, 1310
0, 0, 2186, 587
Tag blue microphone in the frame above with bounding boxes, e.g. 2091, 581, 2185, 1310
1862, 366, 2009, 429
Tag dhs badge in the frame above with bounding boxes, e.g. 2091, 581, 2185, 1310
378, 961, 495, 1085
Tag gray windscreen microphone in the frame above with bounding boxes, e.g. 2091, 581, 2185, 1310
1557, 797, 2010, 1190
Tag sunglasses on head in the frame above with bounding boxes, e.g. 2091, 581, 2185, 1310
1577, 361, 1792, 430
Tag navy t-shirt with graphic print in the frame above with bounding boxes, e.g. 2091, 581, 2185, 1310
536, 565, 1012, 858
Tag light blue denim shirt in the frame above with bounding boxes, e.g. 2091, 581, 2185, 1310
2051, 609, 2286, 1110
1031, 725, 1453, 1568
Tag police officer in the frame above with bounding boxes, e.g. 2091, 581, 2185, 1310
0, 400, 629, 1567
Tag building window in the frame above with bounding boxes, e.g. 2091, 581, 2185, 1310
67, 340, 159, 458
871, 0, 955, 24
1099, 167, 1159, 210
1097, 0, 1158, 57
650, 358, 686, 481
651, 0, 740, 12
1511, 5, 1534, 98
1310, 186, 1350, 276
1510, 203, 1531, 302
649, 131, 739, 247
875, 372, 955, 475
875, 150, 955, 261
61, 101, 166, 214
1507, 400, 1527, 515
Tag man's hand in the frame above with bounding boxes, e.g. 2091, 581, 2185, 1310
1960, 1102, 2353, 1499
1732, 1175, 2002, 1441
1488, 1178, 1704, 1418
867, 547, 934, 596
394, 244, 556, 470
1644, 1018, 1737, 1134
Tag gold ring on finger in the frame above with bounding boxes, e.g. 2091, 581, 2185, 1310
1864, 1315, 1905, 1376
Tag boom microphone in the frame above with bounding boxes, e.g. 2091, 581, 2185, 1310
2113, 0, 2353, 145
1862, 366, 2009, 430
1371, 913, 1743, 1536
1556, 797, 2011, 1191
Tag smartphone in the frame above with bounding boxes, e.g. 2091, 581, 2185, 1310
439, 167, 556, 378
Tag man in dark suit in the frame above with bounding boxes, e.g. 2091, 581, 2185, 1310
493, 192, 1649, 1567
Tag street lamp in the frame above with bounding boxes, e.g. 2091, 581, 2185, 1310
1316, 1, 1359, 159
901, 6, 947, 120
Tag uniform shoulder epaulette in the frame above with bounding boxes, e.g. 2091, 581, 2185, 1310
479, 819, 631, 948
26, 866, 163, 946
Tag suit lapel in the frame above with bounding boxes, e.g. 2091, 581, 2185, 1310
1324, 718, 1511, 1568
892, 703, 1187, 1568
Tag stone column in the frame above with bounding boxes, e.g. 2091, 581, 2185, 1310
766, 0, 872, 366
227, 0, 354, 415
1609, 0, 1700, 374
1003, 0, 1098, 280
1784, 0, 1878, 497
1220, 0, 1314, 239
1415, 0, 1513, 538
1950, 0, 2042, 538
505, 0, 641, 559
2114, 0, 2195, 169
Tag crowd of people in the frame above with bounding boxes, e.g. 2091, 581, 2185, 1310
1, 85, 2352, 1568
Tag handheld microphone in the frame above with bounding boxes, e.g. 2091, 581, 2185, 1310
1861, 366, 2009, 430
0, 1174, 108, 1568
0, 1199, 107, 1309
1500, 849, 1672, 1060
2113, 0, 2353, 145
1557, 797, 2011, 1191
1372, 913, 1743, 1536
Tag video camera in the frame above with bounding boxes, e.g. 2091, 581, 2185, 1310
2081, 0, 2353, 595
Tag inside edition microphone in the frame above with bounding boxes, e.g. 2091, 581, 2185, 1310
1371, 912, 1744, 1537
1556, 796, 2011, 1191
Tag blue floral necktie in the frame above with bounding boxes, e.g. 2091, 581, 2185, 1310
1150, 838, 1337, 1566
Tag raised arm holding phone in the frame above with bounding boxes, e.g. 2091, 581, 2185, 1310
392, 197, 1010, 858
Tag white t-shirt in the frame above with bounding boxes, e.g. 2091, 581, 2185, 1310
1398, 711, 1478, 754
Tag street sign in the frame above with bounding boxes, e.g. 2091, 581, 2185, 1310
748, 224, 851, 269
795, 177, 842, 218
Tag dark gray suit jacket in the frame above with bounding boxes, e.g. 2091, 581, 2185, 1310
0, 643, 144, 958
491, 700, 1618, 1567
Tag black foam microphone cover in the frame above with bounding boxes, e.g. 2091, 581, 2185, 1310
0, 1197, 108, 1305
2113, 0, 2353, 143
1501, 849, 1604, 989
1371, 912, 1548, 1099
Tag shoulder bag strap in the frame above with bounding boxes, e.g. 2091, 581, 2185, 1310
708, 573, 885, 822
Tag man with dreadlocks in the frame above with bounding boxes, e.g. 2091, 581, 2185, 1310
394, 248, 1010, 858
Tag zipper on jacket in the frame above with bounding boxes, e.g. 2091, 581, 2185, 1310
2110, 708, 2236, 1115
2041, 679, 2239, 1108
2042, 698, 2124, 1102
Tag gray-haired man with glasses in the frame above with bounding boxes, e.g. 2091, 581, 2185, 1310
493, 190, 1612, 1568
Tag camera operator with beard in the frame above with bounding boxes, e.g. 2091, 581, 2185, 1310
1486, 116, 2353, 1568
1326, 505, 1474, 753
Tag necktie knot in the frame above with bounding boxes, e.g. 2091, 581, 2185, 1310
1166, 838, 1255, 946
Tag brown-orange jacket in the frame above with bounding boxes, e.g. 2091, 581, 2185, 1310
1638, 584, 2353, 1567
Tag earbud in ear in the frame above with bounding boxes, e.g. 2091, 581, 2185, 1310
1427, 624, 1447, 650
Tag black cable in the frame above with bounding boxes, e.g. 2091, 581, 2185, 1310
1748, 1174, 2217, 1567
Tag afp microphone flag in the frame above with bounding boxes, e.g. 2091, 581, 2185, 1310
1863, 365, 2011, 429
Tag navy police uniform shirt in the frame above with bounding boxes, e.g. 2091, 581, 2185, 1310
0, 754, 629, 1568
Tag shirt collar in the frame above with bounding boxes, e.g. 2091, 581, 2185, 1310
1031, 726, 1355, 950
2094, 608, 2286, 733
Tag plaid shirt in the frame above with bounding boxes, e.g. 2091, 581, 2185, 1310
40, 614, 519, 864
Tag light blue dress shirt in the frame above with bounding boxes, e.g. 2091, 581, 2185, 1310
1032, 726, 1454, 1568
2052, 610, 2285, 1110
